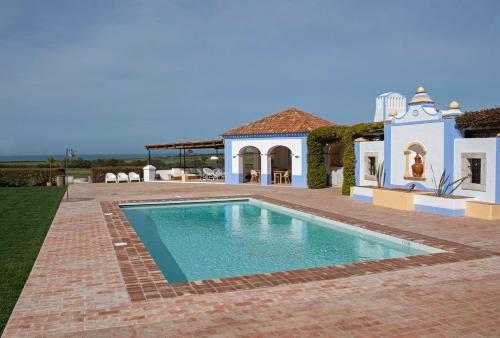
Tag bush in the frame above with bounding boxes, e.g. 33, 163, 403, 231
67, 156, 92, 168
307, 122, 383, 195
0, 168, 65, 187
91, 167, 143, 183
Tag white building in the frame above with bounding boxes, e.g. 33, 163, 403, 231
353, 86, 500, 218
222, 107, 332, 188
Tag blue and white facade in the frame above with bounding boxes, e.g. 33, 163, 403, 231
354, 87, 500, 206
223, 133, 308, 188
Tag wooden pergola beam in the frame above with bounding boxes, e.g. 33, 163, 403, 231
145, 139, 224, 150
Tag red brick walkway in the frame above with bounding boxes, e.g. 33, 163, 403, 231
3, 183, 500, 337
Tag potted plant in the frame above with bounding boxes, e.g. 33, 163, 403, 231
47, 155, 56, 186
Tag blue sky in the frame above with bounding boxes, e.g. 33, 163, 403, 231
1, 0, 499, 155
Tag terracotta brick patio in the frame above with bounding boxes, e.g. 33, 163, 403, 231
3, 182, 500, 337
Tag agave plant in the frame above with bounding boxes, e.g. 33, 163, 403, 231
430, 165, 467, 197
375, 161, 384, 188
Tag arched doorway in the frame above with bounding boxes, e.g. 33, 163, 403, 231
239, 146, 261, 183
269, 145, 292, 185
325, 143, 345, 186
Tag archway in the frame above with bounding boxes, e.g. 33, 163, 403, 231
268, 145, 292, 185
324, 143, 345, 186
238, 146, 261, 183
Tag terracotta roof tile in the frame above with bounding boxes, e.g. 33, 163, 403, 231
222, 107, 333, 136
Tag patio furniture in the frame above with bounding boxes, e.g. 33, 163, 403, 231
156, 170, 173, 181
283, 170, 291, 184
128, 172, 141, 182
117, 172, 129, 183
105, 173, 117, 183
214, 168, 224, 180
251, 170, 259, 183
172, 168, 183, 180
273, 170, 286, 184
203, 168, 216, 180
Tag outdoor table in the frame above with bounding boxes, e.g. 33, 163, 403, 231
273, 170, 286, 184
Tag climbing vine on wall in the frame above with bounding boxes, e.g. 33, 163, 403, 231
307, 122, 384, 195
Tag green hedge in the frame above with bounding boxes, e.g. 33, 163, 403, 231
91, 167, 143, 183
0, 168, 64, 187
307, 122, 383, 195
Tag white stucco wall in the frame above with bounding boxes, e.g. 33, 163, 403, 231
390, 122, 444, 188
453, 138, 497, 202
229, 138, 304, 176
358, 141, 384, 187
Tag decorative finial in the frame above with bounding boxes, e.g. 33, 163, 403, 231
416, 86, 426, 94
449, 100, 460, 109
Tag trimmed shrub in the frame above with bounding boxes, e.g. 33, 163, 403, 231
307, 122, 383, 195
91, 167, 143, 183
0, 168, 64, 187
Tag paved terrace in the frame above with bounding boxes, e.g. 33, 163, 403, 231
4, 182, 500, 337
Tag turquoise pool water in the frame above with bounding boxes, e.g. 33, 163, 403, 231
121, 199, 430, 283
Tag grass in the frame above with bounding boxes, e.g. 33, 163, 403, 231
0, 187, 66, 334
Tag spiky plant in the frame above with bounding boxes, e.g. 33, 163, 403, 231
375, 161, 384, 188
430, 165, 467, 197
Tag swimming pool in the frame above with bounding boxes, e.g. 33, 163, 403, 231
121, 198, 442, 283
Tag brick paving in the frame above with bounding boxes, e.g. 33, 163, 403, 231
3, 182, 500, 337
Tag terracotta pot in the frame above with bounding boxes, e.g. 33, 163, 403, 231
411, 154, 424, 178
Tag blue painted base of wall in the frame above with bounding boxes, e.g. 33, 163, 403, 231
352, 195, 373, 203
260, 174, 271, 185
415, 204, 464, 217
224, 172, 240, 184
292, 175, 307, 188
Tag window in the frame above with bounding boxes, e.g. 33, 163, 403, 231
368, 157, 376, 176
461, 153, 486, 192
469, 158, 481, 184
364, 152, 378, 181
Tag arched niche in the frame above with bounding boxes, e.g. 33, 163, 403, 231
404, 142, 427, 180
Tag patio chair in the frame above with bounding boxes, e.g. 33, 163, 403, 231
283, 170, 291, 184
128, 172, 140, 182
214, 168, 224, 180
203, 168, 216, 180
250, 170, 259, 183
117, 172, 129, 183
105, 173, 117, 183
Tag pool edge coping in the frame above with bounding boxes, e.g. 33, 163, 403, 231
100, 195, 499, 302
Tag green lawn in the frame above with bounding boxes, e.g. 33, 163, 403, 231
0, 187, 66, 334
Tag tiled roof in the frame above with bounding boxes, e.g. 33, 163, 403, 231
222, 107, 333, 136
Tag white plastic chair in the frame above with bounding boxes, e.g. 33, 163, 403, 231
203, 168, 215, 180
213, 168, 224, 180
128, 172, 140, 182
105, 173, 117, 183
117, 172, 128, 183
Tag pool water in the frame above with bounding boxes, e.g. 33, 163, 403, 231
121, 199, 431, 283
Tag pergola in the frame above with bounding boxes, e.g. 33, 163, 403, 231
144, 139, 224, 168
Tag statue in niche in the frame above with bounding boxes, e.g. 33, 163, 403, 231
411, 153, 424, 178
